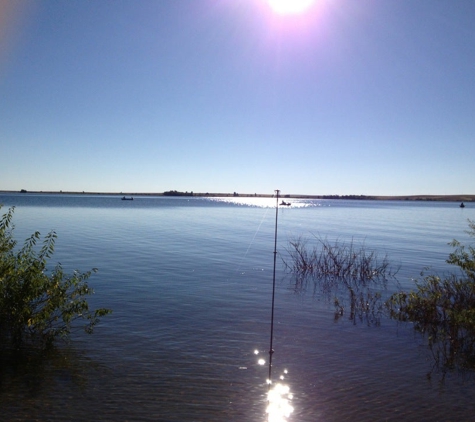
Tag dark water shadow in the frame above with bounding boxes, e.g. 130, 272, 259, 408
286, 269, 475, 381
0, 342, 106, 407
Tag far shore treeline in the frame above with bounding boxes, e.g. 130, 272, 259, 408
1, 190, 475, 203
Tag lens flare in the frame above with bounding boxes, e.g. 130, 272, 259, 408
267, 0, 315, 15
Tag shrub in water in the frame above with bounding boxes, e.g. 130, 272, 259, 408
386, 220, 475, 371
0, 206, 111, 347
283, 236, 398, 325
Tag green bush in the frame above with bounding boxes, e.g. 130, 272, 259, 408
0, 206, 111, 347
386, 220, 475, 371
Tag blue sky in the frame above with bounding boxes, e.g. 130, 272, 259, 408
1, 0, 474, 195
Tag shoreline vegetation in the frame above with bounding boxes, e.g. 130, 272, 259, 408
1, 190, 474, 202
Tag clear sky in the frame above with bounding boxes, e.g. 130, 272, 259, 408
1, 0, 474, 195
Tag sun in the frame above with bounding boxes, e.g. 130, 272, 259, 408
267, 0, 315, 15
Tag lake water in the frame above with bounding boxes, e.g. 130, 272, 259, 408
1, 193, 474, 421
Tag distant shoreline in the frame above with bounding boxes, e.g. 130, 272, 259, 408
1, 190, 474, 202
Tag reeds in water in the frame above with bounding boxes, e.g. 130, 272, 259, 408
283, 236, 399, 325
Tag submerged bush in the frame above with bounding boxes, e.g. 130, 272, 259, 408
0, 206, 111, 347
283, 236, 398, 325
284, 236, 396, 282
386, 220, 475, 372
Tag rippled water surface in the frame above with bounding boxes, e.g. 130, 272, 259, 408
1, 193, 475, 421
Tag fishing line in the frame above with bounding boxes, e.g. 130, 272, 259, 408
233, 190, 280, 383
234, 193, 278, 274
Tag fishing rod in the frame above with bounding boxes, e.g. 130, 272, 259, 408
265, 190, 295, 421
268, 189, 280, 385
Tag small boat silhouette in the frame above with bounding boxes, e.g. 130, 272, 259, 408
460, 202, 465, 208
121, 196, 134, 201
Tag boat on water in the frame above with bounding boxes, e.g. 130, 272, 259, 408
121, 196, 134, 200
460, 202, 465, 208
280, 201, 291, 206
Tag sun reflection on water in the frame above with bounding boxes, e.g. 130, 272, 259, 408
206, 197, 317, 208
254, 350, 294, 421
267, 382, 294, 422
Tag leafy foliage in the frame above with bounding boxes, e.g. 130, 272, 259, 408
0, 206, 111, 347
386, 220, 475, 372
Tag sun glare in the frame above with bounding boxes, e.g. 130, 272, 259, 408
267, 0, 315, 15
266, 383, 294, 421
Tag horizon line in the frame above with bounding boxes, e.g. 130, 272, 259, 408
1, 190, 474, 202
